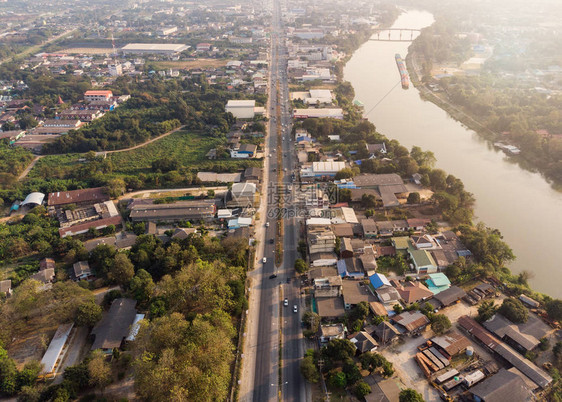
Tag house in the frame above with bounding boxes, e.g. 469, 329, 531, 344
332, 223, 354, 238
244, 167, 262, 182
0, 280, 12, 297
72, 261, 93, 281
361, 218, 378, 238
84, 236, 117, 252
426, 273, 452, 294
366, 378, 401, 402
519, 294, 540, 308
314, 276, 343, 298
319, 323, 346, 343
469, 368, 533, 402
310, 252, 338, 267
396, 281, 434, 304
30, 268, 55, 284
226, 100, 256, 119
309, 266, 339, 279
348, 331, 378, 354
372, 321, 401, 344
391, 236, 410, 253
365, 143, 387, 157
392, 311, 430, 335
366, 300, 388, 317
90, 298, 137, 352
170, 228, 197, 240
359, 254, 377, 275
375, 286, 402, 307
370, 273, 391, 289
407, 218, 430, 232
430, 286, 467, 309
231, 143, 258, 158
342, 280, 377, 309
340, 237, 354, 258
40, 258, 56, 271
48, 187, 109, 208
59, 215, 123, 238
228, 217, 253, 229
316, 296, 346, 320
411, 235, 435, 249
309, 226, 336, 255
337, 258, 364, 279
430, 331, 472, 360
409, 249, 438, 274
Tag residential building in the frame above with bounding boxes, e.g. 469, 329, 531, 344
396, 281, 434, 304
300, 161, 346, 179
227, 182, 257, 208
366, 378, 401, 402
308, 225, 336, 254
430, 331, 472, 360
314, 276, 343, 298
361, 218, 378, 238
90, 298, 137, 352
392, 311, 430, 335
72, 261, 93, 281
316, 296, 346, 320
230, 143, 258, 158
319, 323, 346, 343
348, 331, 378, 354
372, 321, 401, 344
0, 280, 12, 297
426, 273, 452, 294
341, 280, 377, 309
84, 90, 113, 102
337, 258, 364, 279
429, 286, 467, 309
409, 249, 438, 274
370, 273, 391, 289
482, 313, 549, 353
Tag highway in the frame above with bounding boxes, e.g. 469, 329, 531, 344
248, 0, 308, 400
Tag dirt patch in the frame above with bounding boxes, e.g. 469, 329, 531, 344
152, 59, 228, 70
9, 326, 57, 368
61, 47, 114, 55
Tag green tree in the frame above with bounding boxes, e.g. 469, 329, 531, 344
342, 359, 361, 385
393, 304, 403, 314
546, 299, 562, 321
322, 339, 356, 362
129, 269, 155, 303
498, 297, 528, 323
88, 350, 112, 389
431, 314, 451, 335
0, 347, 18, 395
75, 301, 102, 327
300, 356, 319, 383
294, 258, 308, 274
108, 253, 135, 286
407, 192, 421, 204
399, 388, 424, 402
353, 380, 371, 398
327, 371, 347, 388
382, 361, 394, 377
477, 300, 497, 322
360, 352, 385, 373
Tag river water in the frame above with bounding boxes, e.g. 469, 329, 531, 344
344, 10, 562, 297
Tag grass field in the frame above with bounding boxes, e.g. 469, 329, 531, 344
27, 130, 262, 180
152, 59, 228, 70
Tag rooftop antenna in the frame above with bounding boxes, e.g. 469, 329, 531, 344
111, 32, 117, 58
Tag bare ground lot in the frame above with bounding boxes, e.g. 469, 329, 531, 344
61, 47, 114, 55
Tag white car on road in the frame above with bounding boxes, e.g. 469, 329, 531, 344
293, 305, 298, 313
262, 257, 267, 263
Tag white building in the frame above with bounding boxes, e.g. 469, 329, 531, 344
84, 90, 113, 102
157, 26, 178, 36
293, 108, 343, 119
226, 100, 256, 119
109, 64, 122, 76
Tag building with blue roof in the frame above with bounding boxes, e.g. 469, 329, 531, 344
370, 273, 391, 289
426, 273, 451, 294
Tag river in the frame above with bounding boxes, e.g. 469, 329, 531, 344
344, 10, 562, 297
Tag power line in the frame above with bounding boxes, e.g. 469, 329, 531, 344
363, 79, 403, 116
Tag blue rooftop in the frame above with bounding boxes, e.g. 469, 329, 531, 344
370, 273, 391, 289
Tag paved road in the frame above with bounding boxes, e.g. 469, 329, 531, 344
250, 0, 309, 400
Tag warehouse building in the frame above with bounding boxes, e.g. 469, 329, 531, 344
129, 200, 216, 222
225, 100, 256, 119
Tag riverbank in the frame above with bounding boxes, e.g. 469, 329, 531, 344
406, 45, 562, 191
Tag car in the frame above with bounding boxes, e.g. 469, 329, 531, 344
269, 274, 277, 279
262, 257, 267, 263
266, 222, 270, 227
293, 305, 298, 313
286, 277, 291, 283
269, 238, 274, 244
284, 168, 287, 172
283, 298, 288, 306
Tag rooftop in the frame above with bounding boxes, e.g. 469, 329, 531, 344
91, 298, 137, 350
